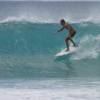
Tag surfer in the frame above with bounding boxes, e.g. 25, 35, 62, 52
57, 19, 77, 51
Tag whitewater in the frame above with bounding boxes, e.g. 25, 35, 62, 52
0, 1, 100, 100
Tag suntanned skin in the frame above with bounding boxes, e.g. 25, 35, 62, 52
57, 19, 76, 51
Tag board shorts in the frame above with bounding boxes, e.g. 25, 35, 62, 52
68, 30, 76, 38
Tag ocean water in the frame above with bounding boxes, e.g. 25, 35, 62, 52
0, 1, 100, 100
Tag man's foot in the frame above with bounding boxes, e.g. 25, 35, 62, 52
74, 44, 78, 47
65, 48, 69, 52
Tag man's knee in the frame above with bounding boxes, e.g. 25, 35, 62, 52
65, 37, 70, 42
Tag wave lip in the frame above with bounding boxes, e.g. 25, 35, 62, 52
0, 16, 57, 24
1, 16, 100, 24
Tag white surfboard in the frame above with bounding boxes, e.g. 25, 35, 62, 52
55, 46, 77, 57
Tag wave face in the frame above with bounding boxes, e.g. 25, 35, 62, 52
0, 1, 100, 23
0, 21, 100, 78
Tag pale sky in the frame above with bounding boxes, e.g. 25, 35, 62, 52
0, 0, 100, 1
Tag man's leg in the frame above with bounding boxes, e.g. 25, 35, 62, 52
65, 37, 70, 51
69, 38, 76, 47
69, 31, 77, 47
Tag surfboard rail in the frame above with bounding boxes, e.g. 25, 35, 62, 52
55, 46, 77, 57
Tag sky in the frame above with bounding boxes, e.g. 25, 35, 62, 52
0, 0, 100, 23
0, 0, 100, 1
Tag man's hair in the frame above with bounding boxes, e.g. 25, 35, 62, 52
60, 19, 65, 24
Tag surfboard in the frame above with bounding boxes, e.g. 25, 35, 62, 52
55, 46, 77, 57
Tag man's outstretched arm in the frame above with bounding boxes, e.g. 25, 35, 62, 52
57, 27, 65, 32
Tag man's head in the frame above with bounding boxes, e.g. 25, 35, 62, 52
60, 19, 65, 26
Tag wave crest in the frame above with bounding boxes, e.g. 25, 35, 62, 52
1, 16, 100, 24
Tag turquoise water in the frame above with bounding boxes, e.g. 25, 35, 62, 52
0, 21, 100, 78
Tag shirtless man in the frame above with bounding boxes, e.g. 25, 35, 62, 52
57, 19, 77, 51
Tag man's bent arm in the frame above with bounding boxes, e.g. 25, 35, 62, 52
57, 27, 64, 32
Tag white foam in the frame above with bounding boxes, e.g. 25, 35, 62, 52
71, 34, 100, 60
0, 16, 54, 24
0, 15, 100, 24
0, 87, 99, 100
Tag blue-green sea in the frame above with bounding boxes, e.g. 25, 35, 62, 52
0, 1, 100, 100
